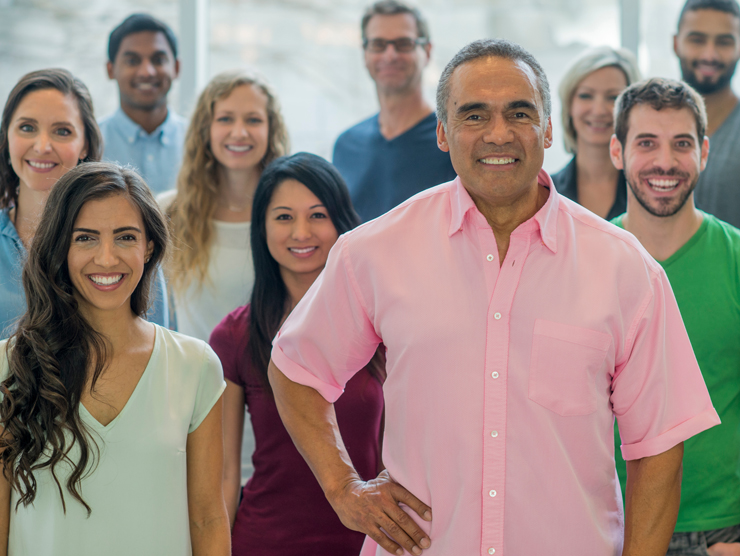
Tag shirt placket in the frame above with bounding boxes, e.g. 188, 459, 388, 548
478, 226, 532, 556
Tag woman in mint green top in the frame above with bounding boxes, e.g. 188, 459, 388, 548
0, 163, 229, 555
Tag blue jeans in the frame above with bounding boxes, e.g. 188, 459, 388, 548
667, 524, 740, 556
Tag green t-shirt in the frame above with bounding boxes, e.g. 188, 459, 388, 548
613, 212, 740, 532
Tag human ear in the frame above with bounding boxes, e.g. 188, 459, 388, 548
609, 135, 625, 170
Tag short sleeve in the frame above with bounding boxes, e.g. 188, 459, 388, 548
611, 268, 720, 460
209, 312, 244, 388
189, 343, 227, 433
271, 235, 381, 403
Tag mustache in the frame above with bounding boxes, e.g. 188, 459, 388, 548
691, 60, 726, 70
637, 167, 691, 180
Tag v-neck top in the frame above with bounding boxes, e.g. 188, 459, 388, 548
0, 325, 226, 556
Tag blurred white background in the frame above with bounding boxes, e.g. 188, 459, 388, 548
2, 0, 726, 174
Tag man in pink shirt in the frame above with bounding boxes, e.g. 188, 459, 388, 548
268, 39, 720, 556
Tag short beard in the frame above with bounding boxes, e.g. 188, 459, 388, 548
626, 167, 697, 217
680, 57, 739, 95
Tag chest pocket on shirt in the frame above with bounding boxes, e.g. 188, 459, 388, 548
528, 319, 611, 416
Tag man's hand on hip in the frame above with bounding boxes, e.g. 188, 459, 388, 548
708, 543, 740, 556
327, 469, 432, 556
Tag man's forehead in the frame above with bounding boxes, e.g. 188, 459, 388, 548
449, 56, 540, 105
679, 8, 740, 35
627, 105, 699, 140
365, 13, 418, 38
118, 30, 173, 56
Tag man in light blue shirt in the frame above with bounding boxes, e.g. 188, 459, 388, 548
0, 208, 170, 339
98, 14, 187, 194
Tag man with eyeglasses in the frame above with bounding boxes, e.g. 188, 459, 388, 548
332, 0, 456, 222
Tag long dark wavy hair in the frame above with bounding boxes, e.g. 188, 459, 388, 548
0, 162, 169, 514
0, 68, 103, 210
249, 152, 385, 390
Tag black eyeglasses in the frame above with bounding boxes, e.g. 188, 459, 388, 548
362, 37, 428, 53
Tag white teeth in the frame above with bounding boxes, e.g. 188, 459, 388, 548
225, 145, 252, 152
289, 247, 315, 254
480, 157, 515, 165
89, 274, 123, 285
648, 179, 679, 190
28, 161, 55, 169
135, 83, 155, 90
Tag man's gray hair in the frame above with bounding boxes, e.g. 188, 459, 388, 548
436, 39, 552, 128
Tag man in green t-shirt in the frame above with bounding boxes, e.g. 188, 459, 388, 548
610, 77, 740, 554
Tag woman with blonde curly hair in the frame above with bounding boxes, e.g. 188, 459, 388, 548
162, 70, 289, 340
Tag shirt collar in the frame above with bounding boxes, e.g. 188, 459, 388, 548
447, 169, 560, 254
114, 107, 175, 145
0, 208, 22, 247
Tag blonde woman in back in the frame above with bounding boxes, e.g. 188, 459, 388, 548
163, 71, 289, 341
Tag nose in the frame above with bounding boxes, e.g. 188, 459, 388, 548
94, 238, 120, 267
137, 58, 157, 77
699, 41, 720, 62
33, 130, 52, 154
654, 143, 676, 170
291, 217, 312, 241
482, 114, 514, 145
593, 95, 612, 116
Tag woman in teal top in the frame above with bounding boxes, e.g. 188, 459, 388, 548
0, 163, 229, 555
0, 68, 169, 339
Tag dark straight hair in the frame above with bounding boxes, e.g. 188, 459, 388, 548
248, 152, 383, 390
107, 13, 178, 62
0, 162, 169, 515
0, 68, 103, 210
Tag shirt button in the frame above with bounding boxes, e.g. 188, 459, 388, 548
491, 371, 499, 379
491, 430, 498, 437
488, 548, 496, 555
489, 489, 497, 497
147, 154, 154, 162
128, 136, 135, 144
162, 137, 169, 145
494, 312, 501, 320
486, 254, 494, 261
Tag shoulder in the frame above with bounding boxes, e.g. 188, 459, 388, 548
210, 305, 250, 346
156, 189, 177, 212
558, 194, 663, 275
166, 111, 188, 133
342, 181, 455, 250
335, 114, 378, 144
704, 213, 740, 249
157, 325, 219, 367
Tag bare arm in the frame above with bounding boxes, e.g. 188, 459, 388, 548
222, 380, 245, 528
187, 396, 231, 556
623, 442, 683, 556
268, 360, 432, 556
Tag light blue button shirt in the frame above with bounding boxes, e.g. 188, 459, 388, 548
0, 208, 170, 340
98, 108, 187, 194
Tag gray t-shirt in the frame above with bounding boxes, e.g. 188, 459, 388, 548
695, 101, 740, 228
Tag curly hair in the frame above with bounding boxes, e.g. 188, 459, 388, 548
0, 68, 103, 210
166, 70, 289, 293
0, 162, 169, 514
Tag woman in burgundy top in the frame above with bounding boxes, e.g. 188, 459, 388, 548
210, 152, 385, 556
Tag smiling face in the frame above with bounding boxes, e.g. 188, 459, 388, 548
265, 179, 339, 285
437, 56, 552, 208
107, 31, 179, 112
363, 13, 430, 95
570, 66, 628, 148
674, 9, 740, 95
610, 104, 708, 218
67, 194, 153, 321
8, 88, 88, 195
209, 84, 270, 174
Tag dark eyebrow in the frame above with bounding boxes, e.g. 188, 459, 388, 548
310, 204, 326, 209
674, 133, 697, 141
508, 100, 537, 112
456, 102, 488, 116
685, 31, 708, 38
634, 133, 658, 140
72, 226, 142, 234
271, 206, 293, 211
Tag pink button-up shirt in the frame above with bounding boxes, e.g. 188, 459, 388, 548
272, 171, 719, 556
